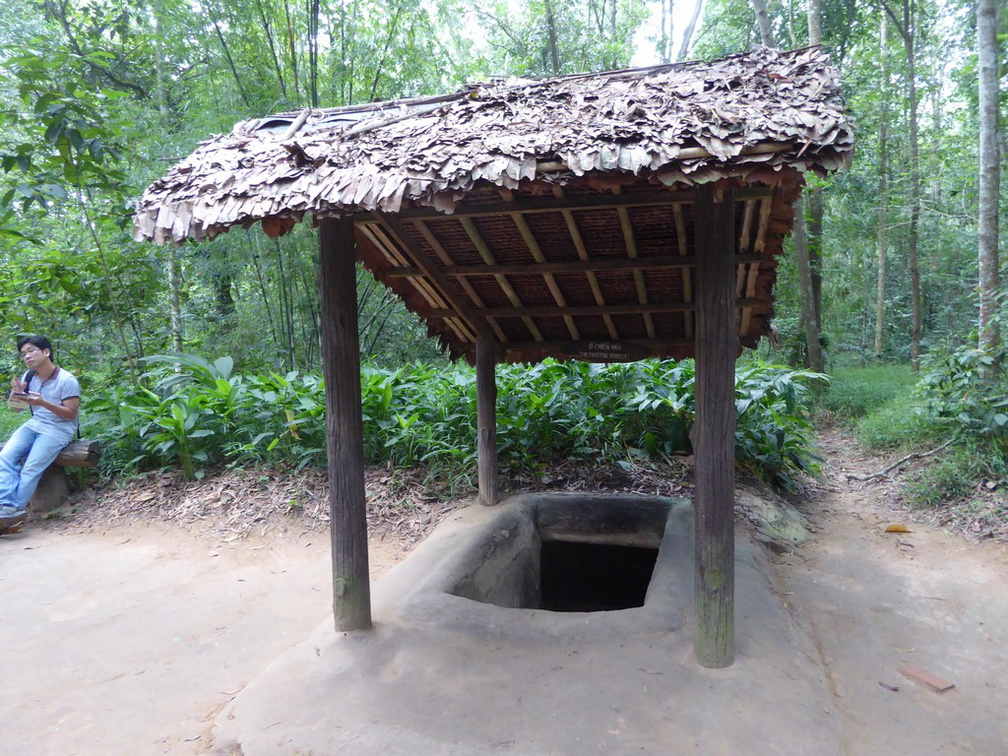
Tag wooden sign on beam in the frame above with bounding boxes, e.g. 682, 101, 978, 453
562, 340, 651, 363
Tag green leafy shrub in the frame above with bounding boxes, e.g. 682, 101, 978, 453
83, 355, 824, 489
916, 346, 1008, 449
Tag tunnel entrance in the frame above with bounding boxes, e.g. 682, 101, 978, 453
445, 495, 673, 615
540, 540, 659, 612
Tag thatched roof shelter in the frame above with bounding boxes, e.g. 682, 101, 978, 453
136, 46, 852, 668
135, 46, 851, 364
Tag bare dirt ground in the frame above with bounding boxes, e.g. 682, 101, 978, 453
2, 431, 1006, 754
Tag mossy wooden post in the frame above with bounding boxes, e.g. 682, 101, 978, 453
318, 216, 372, 631
476, 332, 498, 506
693, 182, 737, 667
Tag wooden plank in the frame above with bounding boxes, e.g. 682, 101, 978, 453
693, 182, 737, 668
359, 186, 773, 221
460, 217, 544, 342
425, 298, 760, 319
379, 253, 762, 278
318, 216, 372, 632
476, 333, 499, 506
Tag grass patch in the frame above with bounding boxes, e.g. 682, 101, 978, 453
903, 450, 981, 508
817, 363, 917, 422
853, 393, 951, 452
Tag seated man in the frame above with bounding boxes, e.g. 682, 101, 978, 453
0, 335, 80, 528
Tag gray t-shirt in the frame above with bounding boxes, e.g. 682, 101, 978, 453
23, 367, 80, 445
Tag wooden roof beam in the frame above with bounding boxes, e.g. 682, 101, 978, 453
553, 186, 617, 339
371, 213, 484, 342
380, 253, 763, 278
739, 197, 773, 336
616, 199, 656, 339
673, 204, 693, 339
357, 187, 773, 221
358, 224, 475, 345
425, 298, 760, 319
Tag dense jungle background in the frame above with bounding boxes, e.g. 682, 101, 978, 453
0, 0, 1005, 536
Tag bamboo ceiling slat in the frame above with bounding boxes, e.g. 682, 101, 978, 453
460, 217, 543, 343
672, 204, 694, 339
411, 220, 509, 343
512, 215, 579, 340
359, 224, 473, 346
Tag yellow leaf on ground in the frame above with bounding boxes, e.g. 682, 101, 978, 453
885, 524, 911, 533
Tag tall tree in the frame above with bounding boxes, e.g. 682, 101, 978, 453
881, 0, 923, 370
977, 0, 1000, 357
874, 10, 891, 358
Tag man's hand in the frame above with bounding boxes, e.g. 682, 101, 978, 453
10, 374, 25, 394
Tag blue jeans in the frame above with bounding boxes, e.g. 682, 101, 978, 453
0, 426, 68, 512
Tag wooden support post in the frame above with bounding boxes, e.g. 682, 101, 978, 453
318, 217, 372, 631
476, 332, 499, 506
693, 183, 737, 668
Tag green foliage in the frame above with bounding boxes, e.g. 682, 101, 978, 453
473, 0, 648, 76
0, 403, 24, 441
733, 361, 824, 488
917, 345, 1008, 448
82, 355, 823, 490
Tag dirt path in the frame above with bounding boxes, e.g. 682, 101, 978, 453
2, 432, 1006, 754
774, 428, 1008, 753
0, 523, 409, 756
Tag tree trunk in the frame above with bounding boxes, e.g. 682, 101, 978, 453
318, 217, 371, 632
752, 0, 773, 45
168, 254, 184, 353
977, 0, 1001, 357
676, 0, 703, 61
544, 0, 561, 73
884, 0, 922, 370
794, 199, 823, 371
805, 0, 825, 357
874, 12, 890, 358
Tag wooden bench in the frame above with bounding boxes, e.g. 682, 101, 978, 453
31, 439, 101, 514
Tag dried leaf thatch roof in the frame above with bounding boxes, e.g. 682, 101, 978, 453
135, 47, 852, 363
